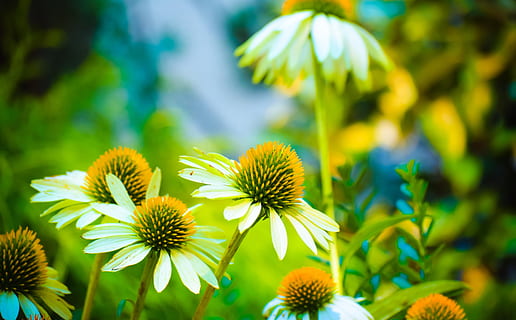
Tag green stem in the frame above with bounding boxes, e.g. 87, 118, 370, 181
193, 227, 250, 320
311, 45, 343, 295
81, 253, 106, 320
131, 253, 159, 320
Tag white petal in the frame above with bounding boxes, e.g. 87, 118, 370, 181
311, 14, 331, 61
298, 200, 340, 231
238, 202, 262, 232
35, 288, 72, 320
50, 204, 91, 229
75, 210, 102, 229
192, 185, 245, 199
146, 168, 161, 199
40, 200, 79, 217
341, 21, 369, 80
284, 213, 317, 254
178, 168, 231, 186
102, 243, 151, 271
354, 25, 391, 69
266, 12, 309, 60
106, 174, 136, 211
270, 209, 288, 260
153, 251, 172, 292
328, 16, 344, 59
184, 251, 218, 289
223, 200, 252, 221
84, 235, 139, 254
170, 252, 201, 294
292, 213, 330, 249
0, 291, 19, 320
82, 223, 135, 239
90, 203, 134, 224
18, 294, 39, 319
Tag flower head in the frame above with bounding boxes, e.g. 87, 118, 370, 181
235, 0, 391, 91
83, 184, 223, 294
31, 147, 154, 229
406, 294, 467, 320
0, 228, 73, 320
179, 142, 339, 260
263, 267, 372, 320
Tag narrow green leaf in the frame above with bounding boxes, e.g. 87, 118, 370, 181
341, 215, 418, 289
366, 280, 468, 320
116, 299, 134, 319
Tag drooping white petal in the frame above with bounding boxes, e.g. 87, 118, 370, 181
189, 239, 224, 261
43, 278, 70, 295
266, 11, 311, 60
101, 243, 151, 271
354, 25, 391, 70
262, 298, 283, 317
146, 168, 161, 199
286, 17, 312, 77
284, 213, 317, 254
170, 251, 201, 294
224, 200, 252, 221
270, 209, 288, 260
18, 294, 39, 319
0, 291, 19, 320
183, 251, 218, 289
192, 226, 225, 243
82, 223, 135, 239
298, 200, 340, 231
292, 213, 330, 249
84, 235, 139, 254
238, 202, 262, 232
90, 203, 134, 224
328, 16, 344, 59
36, 288, 73, 320
153, 251, 172, 292
106, 174, 136, 212
341, 21, 369, 80
311, 14, 331, 62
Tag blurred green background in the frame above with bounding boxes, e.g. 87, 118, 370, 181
0, 0, 515, 319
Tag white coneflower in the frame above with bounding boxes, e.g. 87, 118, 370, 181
263, 267, 372, 320
236, 0, 391, 91
31, 147, 154, 229
179, 141, 339, 260
0, 228, 73, 320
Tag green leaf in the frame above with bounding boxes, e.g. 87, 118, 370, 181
116, 299, 134, 319
366, 280, 468, 320
341, 214, 418, 291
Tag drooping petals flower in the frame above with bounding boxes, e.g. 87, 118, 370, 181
179, 142, 339, 260
0, 228, 73, 320
83, 176, 223, 294
406, 293, 467, 320
31, 147, 154, 229
235, 0, 391, 91
263, 267, 373, 320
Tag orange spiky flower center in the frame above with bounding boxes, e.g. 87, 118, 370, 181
234, 142, 304, 213
133, 196, 196, 251
85, 147, 152, 205
0, 228, 48, 294
278, 267, 335, 314
406, 294, 467, 320
282, 0, 352, 19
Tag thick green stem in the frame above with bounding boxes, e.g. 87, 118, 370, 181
131, 253, 158, 320
311, 46, 343, 295
81, 253, 106, 320
193, 227, 249, 320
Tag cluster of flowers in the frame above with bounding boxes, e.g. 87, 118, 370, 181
1, 0, 469, 319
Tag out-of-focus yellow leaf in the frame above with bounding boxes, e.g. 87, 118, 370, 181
463, 266, 491, 304
379, 68, 418, 119
422, 98, 466, 159
336, 122, 376, 154
463, 82, 491, 135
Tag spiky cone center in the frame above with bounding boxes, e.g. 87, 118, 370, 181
278, 267, 335, 314
234, 142, 304, 213
133, 196, 196, 251
0, 228, 48, 295
84, 147, 152, 205
282, 0, 352, 19
406, 294, 467, 320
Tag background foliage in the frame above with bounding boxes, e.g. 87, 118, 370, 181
0, 0, 514, 319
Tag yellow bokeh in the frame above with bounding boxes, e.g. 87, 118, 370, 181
422, 98, 466, 159
379, 68, 418, 120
